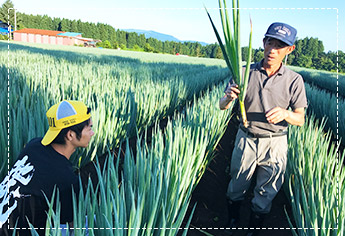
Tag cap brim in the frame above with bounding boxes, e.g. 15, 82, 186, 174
41, 128, 61, 146
265, 34, 293, 46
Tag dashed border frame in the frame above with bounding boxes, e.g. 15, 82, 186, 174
6, 7, 340, 232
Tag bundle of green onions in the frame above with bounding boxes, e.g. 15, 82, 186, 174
206, 0, 252, 127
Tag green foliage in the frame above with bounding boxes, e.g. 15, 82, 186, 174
285, 116, 345, 235
0, 34, 9, 40
206, 0, 253, 127
0, 0, 13, 22
304, 83, 345, 146
242, 46, 255, 62
295, 54, 313, 68
132, 44, 142, 51
0, 41, 228, 180
96, 40, 112, 49
143, 43, 154, 52
119, 43, 126, 50
112, 41, 119, 49
253, 48, 264, 62
0, 0, 22, 30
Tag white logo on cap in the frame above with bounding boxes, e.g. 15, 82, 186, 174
278, 29, 286, 35
274, 25, 291, 37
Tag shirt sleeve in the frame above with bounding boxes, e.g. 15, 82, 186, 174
290, 74, 308, 110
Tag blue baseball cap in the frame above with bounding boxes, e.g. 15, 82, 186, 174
265, 22, 297, 46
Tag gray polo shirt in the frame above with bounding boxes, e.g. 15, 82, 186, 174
227, 60, 307, 134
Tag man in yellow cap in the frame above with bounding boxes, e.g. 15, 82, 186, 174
0, 100, 94, 235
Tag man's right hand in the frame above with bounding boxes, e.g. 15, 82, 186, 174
219, 83, 240, 110
225, 83, 240, 101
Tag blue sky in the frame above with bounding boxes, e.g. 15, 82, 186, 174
8, 0, 345, 52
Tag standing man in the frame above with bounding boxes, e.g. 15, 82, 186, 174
220, 23, 307, 236
0, 100, 94, 235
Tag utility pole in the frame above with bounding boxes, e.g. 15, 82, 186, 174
8, 8, 16, 39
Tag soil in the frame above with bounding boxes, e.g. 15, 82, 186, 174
182, 117, 295, 236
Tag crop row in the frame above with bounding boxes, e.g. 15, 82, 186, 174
305, 82, 345, 145
0, 41, 229, 180
286, 115, 344, 236
290, 66, 345, 98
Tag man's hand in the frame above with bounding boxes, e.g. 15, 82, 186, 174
266, 107, 305, 126
225, 83, 240, 101
219, 83, 240, 110
266, 107, 288, 124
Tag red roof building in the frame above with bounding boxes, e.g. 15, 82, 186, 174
13, 28, 96, 46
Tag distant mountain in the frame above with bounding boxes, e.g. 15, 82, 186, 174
122, 29, 208, 46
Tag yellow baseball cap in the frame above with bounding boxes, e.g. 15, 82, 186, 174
41, 100, 91, 146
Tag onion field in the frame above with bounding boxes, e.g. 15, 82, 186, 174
1, 41, 344, 236
0, 41, 229, 177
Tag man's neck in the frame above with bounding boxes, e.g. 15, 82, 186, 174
51, 143, 75, 160
263, 62, 282, 77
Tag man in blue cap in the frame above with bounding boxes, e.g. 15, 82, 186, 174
220, 22, 307, 236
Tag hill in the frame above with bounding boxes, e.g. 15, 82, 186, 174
122, 29, 208, 46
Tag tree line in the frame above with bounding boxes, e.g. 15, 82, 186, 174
1, 0, 343, 72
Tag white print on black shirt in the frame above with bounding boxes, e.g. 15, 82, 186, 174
0, 155, 34, 228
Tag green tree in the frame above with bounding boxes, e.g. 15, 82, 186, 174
295, 55, 313, 68
70, 20, 78, 33
215, 46, 223, 59
242, 46, 254, 62
127, 32, 138, 48
0, 0, 14, 24
40, 15, 53, 30
102, 40, 112, 48
0, 0, 22, 30
112, 41, 119, 49
116, 30, 127, 46
132, 44, 142, 51
253, 48, 264, 63
144, 43, 154, 52
138, 34, 146, 48
98, 23, 108, 41
59, 18, 70, 31
52, 17, 61, 31
119, 43, 126, 50
201, 43, 214, 58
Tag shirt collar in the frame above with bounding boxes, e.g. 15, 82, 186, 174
257, 59, 285, 76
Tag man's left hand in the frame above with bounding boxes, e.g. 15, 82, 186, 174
265, 107, 288, 124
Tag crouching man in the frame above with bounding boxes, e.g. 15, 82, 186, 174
0, 100, 94, 235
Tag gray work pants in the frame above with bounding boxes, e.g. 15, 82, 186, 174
226, 128, 288, 214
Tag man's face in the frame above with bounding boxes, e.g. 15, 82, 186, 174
75, 119, 94, 148
263, 37, 295, 67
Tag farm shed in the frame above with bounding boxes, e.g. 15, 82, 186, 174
13, 28, 94, 46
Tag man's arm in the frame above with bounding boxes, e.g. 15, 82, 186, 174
265, 107, 305, 126
219, 84, 240, 110
219, 95, 233, 110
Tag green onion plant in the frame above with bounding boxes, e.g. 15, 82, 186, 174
285, 115, 344, 236
0, 41, 229, 180
206, 0, 252, 127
